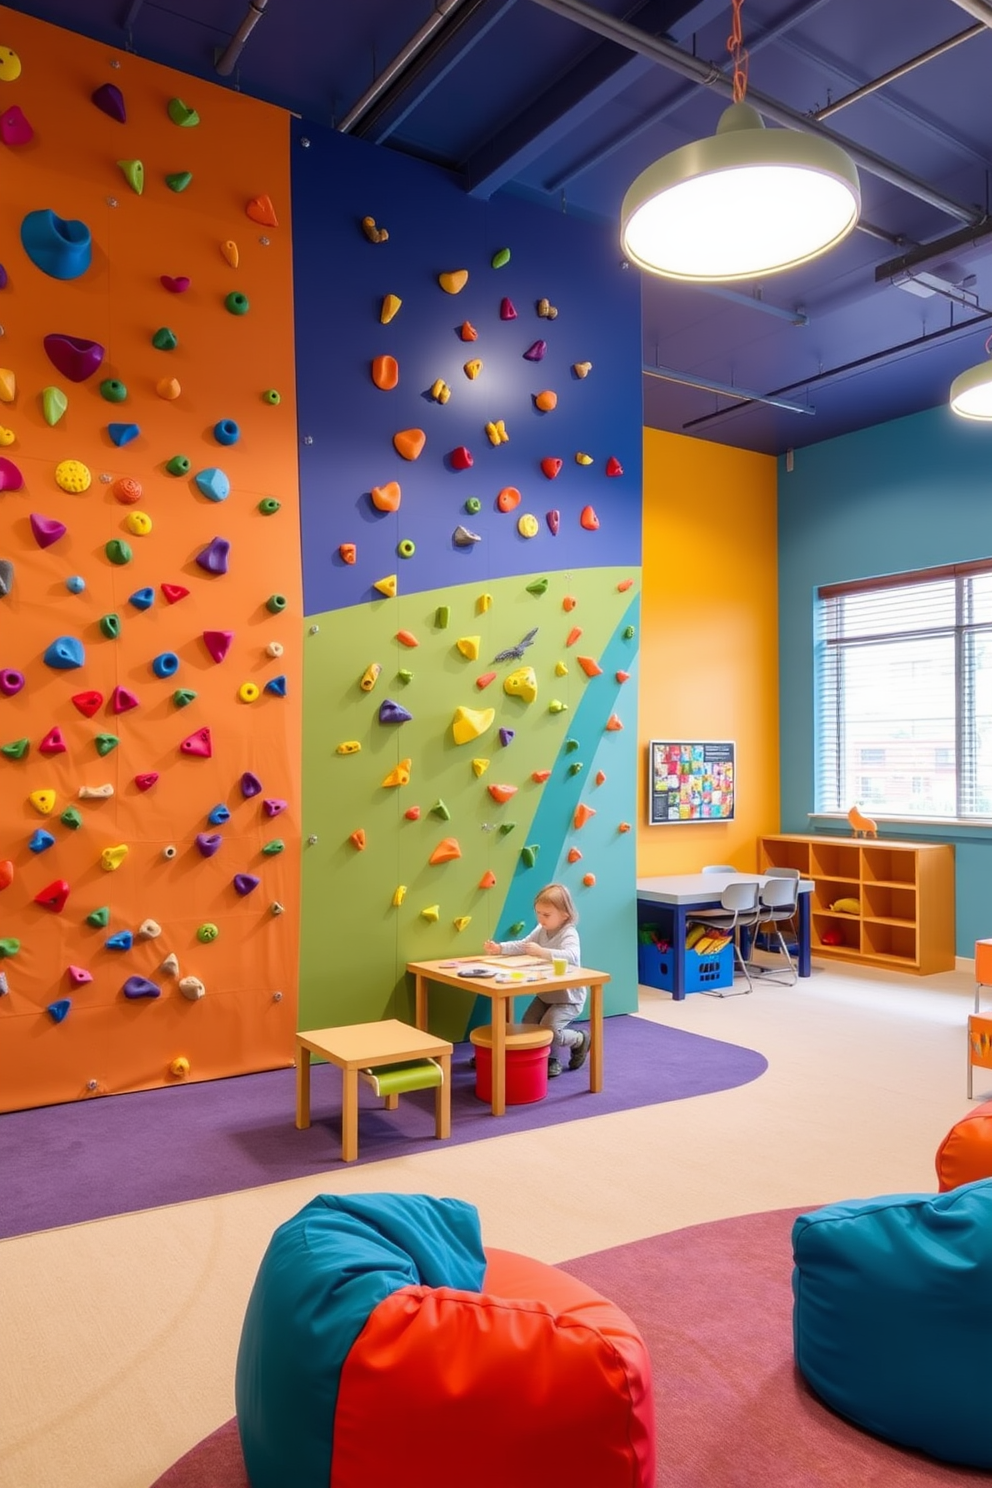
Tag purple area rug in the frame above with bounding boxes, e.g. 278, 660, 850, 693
0, 1016, 765, 1239
150, 1207, 986, 1488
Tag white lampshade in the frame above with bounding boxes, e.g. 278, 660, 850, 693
620, 101, 861, 282
949, 357, 992, 420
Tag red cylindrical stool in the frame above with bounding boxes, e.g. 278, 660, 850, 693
935, 1098, 992, 1190
469, 1023, 553, 1105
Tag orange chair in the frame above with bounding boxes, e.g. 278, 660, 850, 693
970, 940, 992, 1099
935, 1099, 992, 1190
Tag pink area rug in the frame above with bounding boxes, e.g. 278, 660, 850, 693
150, 1207, 992, 1487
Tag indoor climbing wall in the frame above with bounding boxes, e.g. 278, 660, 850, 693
293, 125, 643, 1035
0, 9, 301, 1112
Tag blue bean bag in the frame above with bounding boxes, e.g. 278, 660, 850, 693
792, 1180, 992, 1469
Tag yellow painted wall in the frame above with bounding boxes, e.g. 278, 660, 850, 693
637, 427, 779, 875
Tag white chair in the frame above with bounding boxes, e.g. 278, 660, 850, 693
753, 874, 800, 985
687, 880, 761, 996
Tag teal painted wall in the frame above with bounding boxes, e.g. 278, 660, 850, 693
777, 403, 992, 955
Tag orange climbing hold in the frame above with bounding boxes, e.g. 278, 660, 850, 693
395, 630, 418, 649
476, 672, 496, 690
372, 355, 399, 390
0, 860, 13, 890
246, 194, 278, 226
617, 578, 634, 591
350, 829, 367, 851
459, 322, 478, 341
438, 269, 469, 294
478, 870, 497, 889
605, 714, 624, 731
393, 428, 426, 461
615, 670, 630, 683
573, 803, 596, 829
595, 770, 607, 786
113, 476, 142, 504
534, 391, 557, 412
487, 783, 518, 804
582, 873, 596, 887
567, 848, 582, 864
340, 543, 357, 564
577, 655, 602, 677
496, 487, 521, 512
580, 506, 600, 530
618, 822, 631, 833
566, 627, 582, 647
370, 481, 401, 511
429, 837, 462, 865
381, 758, 412, 787
562, 596, 577, 612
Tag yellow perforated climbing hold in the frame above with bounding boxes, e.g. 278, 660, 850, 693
381, 758, 412, 787
55, 459, 91, 493
337, 740, 361, 754
0, 426, 13, 446
222, 240, 239, 267
238, 681, 260, 702
29, 789, 56, 815
504, 666, 537, 703
373, 575, 397, 597
517, 513, 538, 538
392, 885, 407, 906
125, 510, 152, 535
360, 663, 381, 692
464, 359, 482, 380
100, 843, 129, 871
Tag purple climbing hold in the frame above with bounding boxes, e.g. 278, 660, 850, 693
92, 82, 127, 123
0, 668, 24, 696
233, 873, 260, 896
195, 833, 223, 857
30, 513, 67, 548
0, 264, 6, 290
0, 458, 24, 491
378, 698, 413, 725
240, 771, 263, 798
262, 798, 287, 818
195, 536, 230, 575
43, 333, 105, 382
122, 976, 161, 999
499, 727, 515, 747
523, 340, 548, 361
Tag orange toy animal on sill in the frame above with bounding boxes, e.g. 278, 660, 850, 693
847, 804, 878, 838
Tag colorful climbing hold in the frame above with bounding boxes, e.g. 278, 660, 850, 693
239, 682, 260, 703
100, 844, 128, 871
431, 800, 451, 821
134, 772, 159, 791
605, 456, 623, 477
605, 714, 624, 731
450, 445, 473, 470
456, 636, 481, 660
360, 662, 381, 692
372, 355, 399, 391
339, 543, 357, 564
78, 784, 114, 799
452, 526, 481, 546
0, 455, 22, 488
573, 361, 592, 378
246, 194, 278, 226
349, 829, 367, 851
197, 923, 219, 943
573, 804, 596, 829
471, 758, 490, 776
429, 838, 461, 865
67, 964, 93, 987
179, 976, 205, 999
262, 840, 284, 855
117, 158, 144, 194
577, 655, 603, 677
0, 937, 21, 956
496, 487, 521, 512
504, 666, 537, 703
520, 845, 539, 868
31, 513, 66, 548
438, 269, 469, 294
380, 293, 402, 323
233, 873, 260, 895
47, 998, 71, 1023
60, 806, 82, 829
2, 737, 29, 759
616, 670, 630, 683
0, 669, 24, 696
241, 772, 263, 798
123, 976, 161, 999
170, 1056, 191, 1076
263, 389, 280, 404
465, 360, 483, 381
487, 783, 517, 804
130, 587, 155, 610
196, 537, 230, 575
111, 685, 138, 714
262, 798, 287, 817
172, 688, 196, 708
195, 468, 230, 502
517, 513, 538, 537
224, 292, 249, 316
373, 575, 397, 597
580, 506, 600, 530
500, 298, 516, 320
568, 762, 583, 777
524, 341, 547, 362
393, 428, 425, 461
378, 699, 412, 724
459, 321, 478, 341
360, 216, 388, 244
479, 870, 497, 889
34, 878, 69, 912
43, 636, 85, 669
29, 788, 56, 815
381, 758, 412, 787
540, 457, 562, 480
476, 672, 496, 690
420, 905, 440, 923
452, 705, 493, 744
161, 583, 189, 604
167, 98, 200, 126
105, 539, 132, 565
152, 326, 177, 351
404, 806, 421, 821
44, 334, 104, 382
371, 481, 401, 512
21, 210, 91, 280
566, 626, 583, 647
95, 734, 119, 756
531, 769, 551, 783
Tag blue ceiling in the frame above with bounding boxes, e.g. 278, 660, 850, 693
8, 0, 992, 455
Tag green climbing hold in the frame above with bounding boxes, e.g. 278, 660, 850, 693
266, 594, 287, 613
95, 734, 119, 756
0, 938, 21, 957
431, 800, 451, 820
261, 840, 284, 856
520, 844, 539, 867
263, 389, 281, 405
225, 291, 249, 316
623, 625, 635, 639
565, 738, 579, 752
168, 98, 200, 127
397, 668, 413, 683
60, 806, 83, 829
86, 906, 110, 928
259, 497, 281, 515
491, 247, 511, 269
465, 497, 481, 514
1, 738, 29, 759
498, 821, 516, 837
526, 577, 549, 596
100, 379, 127, 402
117, 158, 144, 194
567, 761, 583, 776
507, 921, 525, 936
166, 454, 190, 476
197, 922, 219, 943
173, 688, 197, 708
165, 171, 192, 192
43, 386, 68, 426
436, 606, 450, 628
152, 327, 178, 351
549, 700, 568, 714
397, 539, 416, 559
106, 540, 132, 565
100, 613, 122, 639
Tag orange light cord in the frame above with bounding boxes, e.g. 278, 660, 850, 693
727, 0, 749, 104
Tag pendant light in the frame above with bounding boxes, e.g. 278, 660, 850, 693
950, 336, 992, 420
620, 0, 861, 282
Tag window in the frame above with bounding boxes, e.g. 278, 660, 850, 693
816, 560, 992, 820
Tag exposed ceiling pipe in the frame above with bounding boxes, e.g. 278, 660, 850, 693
215, 0, 269, 78
338, 0, 471, 134
527, 0, 982, 225
813, 23, 985, 120
947, 0, 992, 24
644, 363, 814, 415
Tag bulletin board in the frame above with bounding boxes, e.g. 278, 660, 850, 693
648, 741, 735, 824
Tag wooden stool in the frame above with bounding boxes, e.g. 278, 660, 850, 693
470, 1023, 553, 1105
970, 941, 992, 1099
296, 1020, 453, 1160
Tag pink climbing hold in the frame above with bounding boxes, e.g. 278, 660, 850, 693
31, 513, 67, 548
262, 798, 287, 818
0, 457, 24, 490
43, 333, 105, 382
111, 685, 139, 714
67, 965, 93, 987
134, 772, 159, 791
1, 105, 33, 146
39, 726, 67, 755
161, 583, 189, 604
160, 275, 191, 293
195, 536, 230, 574
180, 727, 212, 758
500, 298, 517, 320
202, 630, 234, 663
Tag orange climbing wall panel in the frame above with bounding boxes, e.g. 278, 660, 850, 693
0, 8, 301, 1111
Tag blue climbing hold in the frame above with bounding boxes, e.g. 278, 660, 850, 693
29, 829, 55, 853
152, 651, 179, 678
43, 635, 85, 669
264, 674, 287, 696
123, 976, 161, 998
208, 803, 231, 825
66, 575, 85, 594
108, 422, 140, 447
106, 930, 133, 950
47, 998, 72, 1022
21, 209, 92, 280
213, 419, 239, 446
195, 467, 230, 502
499, 728, 515, 747
129, 586, 155, 610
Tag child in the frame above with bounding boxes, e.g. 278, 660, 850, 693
484, 883, 590, 1078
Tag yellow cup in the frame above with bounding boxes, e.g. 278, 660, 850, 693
552, 956, 568, 976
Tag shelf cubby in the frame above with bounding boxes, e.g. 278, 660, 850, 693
812, 912, 862, 954
861, 883, 916, 924
810, 841, 861, 881
862, 920, 917, 963
862, 847, 918, 887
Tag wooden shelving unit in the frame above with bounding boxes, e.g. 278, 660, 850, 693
757, 834, 955, 975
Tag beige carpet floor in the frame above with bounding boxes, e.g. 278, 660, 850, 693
1, 957, 986, 1488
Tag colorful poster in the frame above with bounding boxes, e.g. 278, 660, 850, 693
648, 741, 736, 824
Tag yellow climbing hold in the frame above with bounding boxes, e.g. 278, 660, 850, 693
0, 46, 22, 81
337, 740, 361, 754
30, 789, 56, 815
485, 419, 508, 444
476, 593, 492, 614
360, 662, 381, 692
373, 574, 397, 597
222, 240, 239, 267
125, 510, 152, 535
456, 635, 481, 660
504, 665, 537, 703
381, 758, 412, 787
430, 378, 451, 404
420, 904, 440, 922
0, 369, 14, 402
517, 513, 539, 538
0, 426, 13, 445
170, 1057, 190, 1078
453, 916, 472, 932
392, 885, 407, 907
573, 361, 592, 378
100, 844, 129, 872
464, 359, 482, 380
575, 451, 594, 465
452, 705, 494, 744
381, 293, 402, 324
54, 459, 91, 493
238, 682, 260, 702
438, 269, 469, 294
555, 660, 569, 676
471, 757, 490, 777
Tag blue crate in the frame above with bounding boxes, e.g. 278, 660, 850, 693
637, 937, 734, 994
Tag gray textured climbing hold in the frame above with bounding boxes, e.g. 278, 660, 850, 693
452, 525, 481, 546
0, 559, 12, 597
178, 975, 205, 1000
